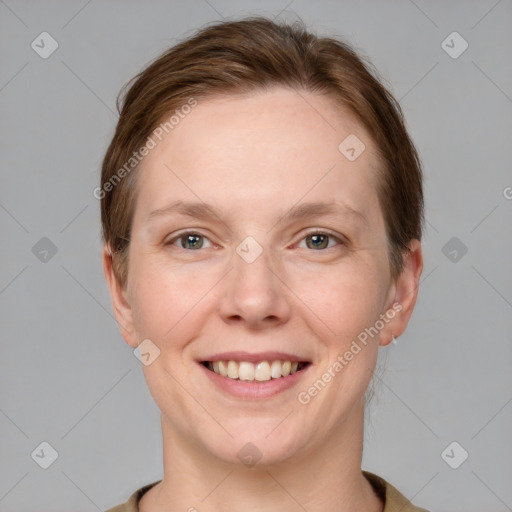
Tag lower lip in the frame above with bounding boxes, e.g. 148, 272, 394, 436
198, 362, 311, 399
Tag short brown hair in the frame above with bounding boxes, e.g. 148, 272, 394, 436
100, 16, 424, 287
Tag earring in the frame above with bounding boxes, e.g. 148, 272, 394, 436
391, 334, 397, 344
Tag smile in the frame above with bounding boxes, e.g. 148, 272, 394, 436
202, 360, 310, 382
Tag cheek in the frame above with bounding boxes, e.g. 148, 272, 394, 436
298, 263, 387, 342
127, 254, 219, 341
303, 271, 384, 405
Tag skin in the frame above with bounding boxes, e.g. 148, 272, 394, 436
103, 87, 423, 512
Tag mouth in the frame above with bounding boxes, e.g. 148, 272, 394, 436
201, 359, 311, 382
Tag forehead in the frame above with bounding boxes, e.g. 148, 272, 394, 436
134, 87, 383, 228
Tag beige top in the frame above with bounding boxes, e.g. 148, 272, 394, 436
105, 471, 430, 511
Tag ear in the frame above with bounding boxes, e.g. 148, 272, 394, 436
102, 245, 138, 348
379, 239, 423, 346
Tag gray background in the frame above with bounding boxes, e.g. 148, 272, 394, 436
1, 1, 511, 511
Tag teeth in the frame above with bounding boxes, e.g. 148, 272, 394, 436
218, 360, 228, 377
254, 361, 270, 381
206, 360, 306, 381
227, 360, 238, 379
270, 360, 282, 378
238, 362, 255, 381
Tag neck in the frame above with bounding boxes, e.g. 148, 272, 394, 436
140, 400, 382, 512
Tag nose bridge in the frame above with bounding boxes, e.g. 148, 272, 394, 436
235, 239, 272, 287
219, 235, 290, 326
233, 236, 276, 298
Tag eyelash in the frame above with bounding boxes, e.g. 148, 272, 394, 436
165, 229, 345, 251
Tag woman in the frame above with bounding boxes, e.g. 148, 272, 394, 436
101, 16, 427, 512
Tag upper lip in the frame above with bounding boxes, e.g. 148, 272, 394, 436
199, 351, 310, 363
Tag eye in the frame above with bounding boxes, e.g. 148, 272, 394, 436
166, 231, 213, 250
297, 230, 344, 250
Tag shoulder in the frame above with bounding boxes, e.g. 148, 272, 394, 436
363, 471, 431, 512
105, 474, 429, 512
105, 480, 162, 512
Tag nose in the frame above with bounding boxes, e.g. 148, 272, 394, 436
217, 244, 292, 330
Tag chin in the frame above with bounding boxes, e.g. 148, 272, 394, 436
203, 426, 305, 468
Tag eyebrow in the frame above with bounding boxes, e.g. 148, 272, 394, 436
147, 200, 368, 226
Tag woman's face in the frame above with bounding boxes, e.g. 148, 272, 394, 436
105, 87, 421, 466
